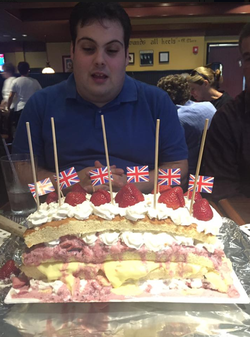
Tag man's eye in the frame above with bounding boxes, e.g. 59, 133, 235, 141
82, 47, 94, 52
107, 49, 118, 54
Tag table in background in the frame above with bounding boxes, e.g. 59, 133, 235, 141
219, 197, 250, 226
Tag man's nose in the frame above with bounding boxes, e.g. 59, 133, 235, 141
94, 50, 105, 65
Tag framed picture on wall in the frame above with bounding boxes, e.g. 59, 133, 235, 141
159, 52, 169, 64
140, 50, 154, 66
128, 53, 134, 65
62, 55, 73, 72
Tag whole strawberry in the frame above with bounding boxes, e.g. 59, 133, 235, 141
158, 186, 185, 210
71, 183, 87, 194
193, 198, 213, 221
46, 191, 58, 204
90, 189, 111, 206
65, 191, 86, 206
184, 191, 202, 201
0, 259, 20, 280
115, 184, 144, 208
151, 185, 172, 194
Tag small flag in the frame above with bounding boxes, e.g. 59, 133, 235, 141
158, 168, 181, 186
188, 174, 214, 193
28, 177, 55, 198
54, 166, 80, 190
126, 165, 149, 183
89, 167, 113, 186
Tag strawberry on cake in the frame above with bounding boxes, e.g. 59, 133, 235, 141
5, 183, 239, 303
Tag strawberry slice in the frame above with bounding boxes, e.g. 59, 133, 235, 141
158, 186, 185, 210
184, 191, 202, 201
0, 259, 20, 280
90, 189, 111, 206
46, 191, 58, 204
65, 191, 86, 206
193, 198, 213, 221
115, 184, 144, 208
151, 185, 172, 194
71, 183, 87, 194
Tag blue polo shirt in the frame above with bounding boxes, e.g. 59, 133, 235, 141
13, 74, 187, 172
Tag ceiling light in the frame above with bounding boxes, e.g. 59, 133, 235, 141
42, 62, 55, 74
22, 34, 27, 37
12, 38, 16, 41
42, 35, 55, 74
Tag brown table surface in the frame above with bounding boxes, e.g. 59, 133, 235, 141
218, 197, 250, 226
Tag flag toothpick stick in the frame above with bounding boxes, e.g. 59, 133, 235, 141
26, 122, 40, 209
51, 117, 62, 206
153, 119, 160, 209
101, 115, 114, 204
189, 118, 209, 214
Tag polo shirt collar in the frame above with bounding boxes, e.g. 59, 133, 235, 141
65, 73, 137, 105
66, 73, 77, 99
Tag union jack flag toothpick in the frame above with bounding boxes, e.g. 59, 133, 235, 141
188, 174, 214, 193
126, 165, 149, 183
54, 167, 80, 190
158, 168, 181, 186
89, 167, 113, 186
28, 177, 55, 198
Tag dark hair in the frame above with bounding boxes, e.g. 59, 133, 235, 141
157, 74, 190, 105
69, 2, 131, 52
239, 22, 250, 52
17, 61, 30, 75
187, 66, 223, 89
2, 62, 15, 75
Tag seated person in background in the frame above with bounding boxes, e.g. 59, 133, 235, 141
187, 66, 232, 110
0, 63, 16, 141
203, 22, 250, 201
12, 2, 188, 194
7, 61, 42, 130
157, 74, 216, 175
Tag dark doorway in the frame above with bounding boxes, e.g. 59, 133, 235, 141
207, 43, 244, 98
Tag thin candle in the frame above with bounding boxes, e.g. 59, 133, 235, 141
189, 119, 209, 214
26, 122, 40, 209
153, 119, 160, 209
101, 115, 113, 204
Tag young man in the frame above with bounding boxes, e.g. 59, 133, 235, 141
12, 2, 188, 193
7, 61, 41, 128
157, 74, 216, 175
203, 22, 250, 200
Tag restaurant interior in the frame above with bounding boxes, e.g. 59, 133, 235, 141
0, 3, 250, 336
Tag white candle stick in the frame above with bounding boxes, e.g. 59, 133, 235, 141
51, 117, 62, 206
101, 115, 114, 204
26, 122, 40, 209
189, 118, 209, 214
154, 119, 160, 209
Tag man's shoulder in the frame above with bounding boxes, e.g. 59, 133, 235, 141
215, 91, 245, 115
127, 75, 169, 102
31, 79, 67, 97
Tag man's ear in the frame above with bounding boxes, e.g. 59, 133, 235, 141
125, 49, 129, 66
70, 42, 74, 59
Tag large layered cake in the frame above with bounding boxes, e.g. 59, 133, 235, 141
6, 184, 239, 302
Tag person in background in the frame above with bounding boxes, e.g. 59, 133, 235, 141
187, 66, 232, 110
157, 74, 216, 175
203, 22, 250, 201
7, 61, 41, 130
0, 63, 16, 141
12, 2, 188, 194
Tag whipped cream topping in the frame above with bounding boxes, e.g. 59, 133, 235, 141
79, 230, 222, 253
27, 192, 222, 236
99, 231, 120, 246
